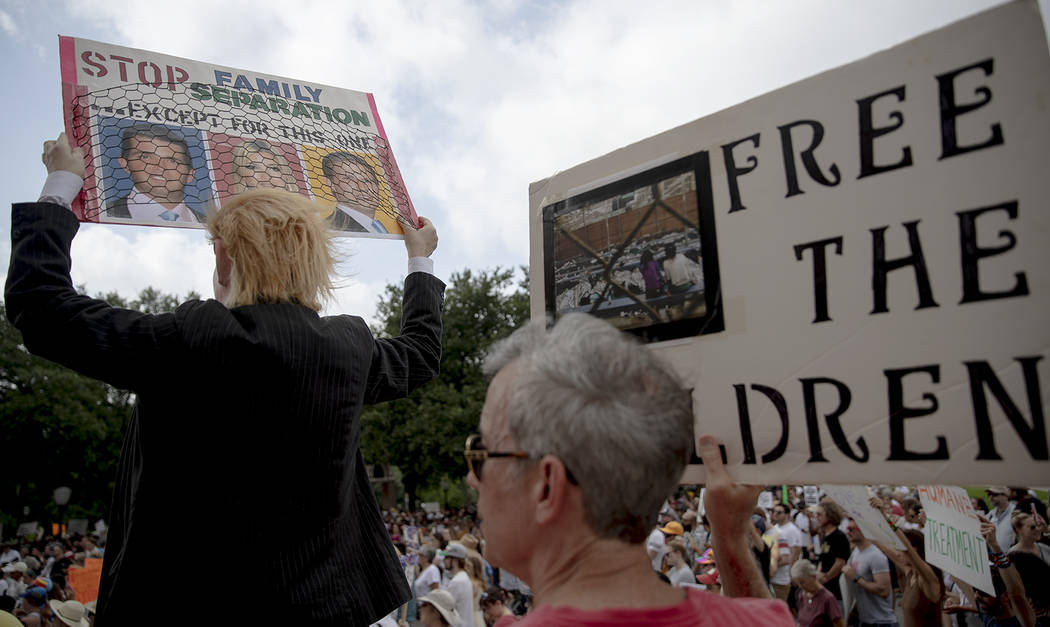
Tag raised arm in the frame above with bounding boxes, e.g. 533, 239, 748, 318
363, 216, 445, 404
699, 434, 771, 599
980, 516, 1036, 627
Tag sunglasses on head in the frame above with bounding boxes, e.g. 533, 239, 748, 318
463, 434, 578, 484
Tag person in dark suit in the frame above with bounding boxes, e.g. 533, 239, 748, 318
105, 123, 203, 223
7, 134, 444, 625
322, 151, 390, 234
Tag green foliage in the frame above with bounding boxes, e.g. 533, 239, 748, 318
0, 287, 195, 534
361, 267, 530, 509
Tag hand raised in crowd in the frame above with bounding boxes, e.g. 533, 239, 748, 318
977, 513, 1001, 552
698, 433, 771, 599
42, 132, 86, 179
404, 216, 438, 258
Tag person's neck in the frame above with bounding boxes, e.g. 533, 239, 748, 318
996, 503, 1009, 513
529, 534, 686, 612
856, 538, 871, 551
822, 523, 837, 535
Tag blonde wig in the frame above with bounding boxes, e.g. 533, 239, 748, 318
207, 188, 335, 311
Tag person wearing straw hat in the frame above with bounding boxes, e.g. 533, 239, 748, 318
49, 600, 90, 627
418, 589, 461, 627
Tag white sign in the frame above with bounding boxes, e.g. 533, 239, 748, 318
529, 0, 1050, 485
757, 491, 774, 510
67, 519, 89, 537
420, 502, 440, 514
820, 485, 905, 550
804, 486, 820, 507
917, 485, 994, 595
16, 522, 39, 538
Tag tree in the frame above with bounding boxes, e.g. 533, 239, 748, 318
0, 287, 197, 534
360, 267, 529, 510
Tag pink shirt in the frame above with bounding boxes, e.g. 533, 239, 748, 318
517, 588, 792, 626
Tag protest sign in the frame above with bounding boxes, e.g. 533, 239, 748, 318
757, 491, 774, 511
68, 519, 89, 537
59, 36, 416, 238
68, 557, 103, 603
917, 485, 994, 595
803, 486, 820, 507
16, 522, 38, 538
529, 0, 1050, 485
821, 485, 905, 550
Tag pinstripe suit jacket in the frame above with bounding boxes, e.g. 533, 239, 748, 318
6, 203, 445, 625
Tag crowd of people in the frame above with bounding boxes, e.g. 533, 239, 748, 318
355, 482, 1048, 627
5, 135, 1047, 626
0, 535, 101, 626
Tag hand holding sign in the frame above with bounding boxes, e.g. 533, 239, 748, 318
42, 133, 86, 179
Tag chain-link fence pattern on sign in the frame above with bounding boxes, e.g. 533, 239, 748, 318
68, 83, 412, 232
550, 171, 707, 330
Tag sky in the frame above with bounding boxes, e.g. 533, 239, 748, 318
1, 0, 1046, 325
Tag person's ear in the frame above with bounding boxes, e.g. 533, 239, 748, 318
213, 239, 233, 302
533, 455, 574, 526
117, 156, 130, 174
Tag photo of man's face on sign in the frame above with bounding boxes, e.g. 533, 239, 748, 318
543, 152, 724, 342
94, 117, 212, 225
301, 146, 405, 236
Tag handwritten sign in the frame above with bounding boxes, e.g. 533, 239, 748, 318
821, 485, 905, 550
68, 558, 103, 604
804, 486, 820, 507
917, 485, 994, 595
529, 0, 1050, 485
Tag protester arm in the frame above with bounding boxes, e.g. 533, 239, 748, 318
820, 557, 845, 585
363, 272, 445, 404
699, 435, 772, 599
980, 517, 1036, 627
857, 571, 892, 599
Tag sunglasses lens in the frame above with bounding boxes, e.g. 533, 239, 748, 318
466, 435, 485, 480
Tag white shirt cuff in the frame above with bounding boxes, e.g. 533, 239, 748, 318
407, 256, 434, 276
38, 171, 84, 209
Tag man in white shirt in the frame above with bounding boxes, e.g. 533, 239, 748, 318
442, 543, 474, 627
0, 544, 19, 567
106, 123, 200, 224
322, 151, 390, 234
646, 509, 675, 571
768, 503, 803, 601
661, 243, 701, 293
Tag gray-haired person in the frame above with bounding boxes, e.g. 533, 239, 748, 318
464, 313, 792, 624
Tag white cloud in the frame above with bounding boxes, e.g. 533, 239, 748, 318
0, 10, 17, 37
10, 0, 1029, 313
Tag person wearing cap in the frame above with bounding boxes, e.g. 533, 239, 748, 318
441, 543, 474, 627
987, 486, 1017, 553
646, 509, 675, 571
464, 315, 791, 625
418, 589, 461, 627
415, 546, 442, 602
14, 586, 50, 627
9, 134, 443, 625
